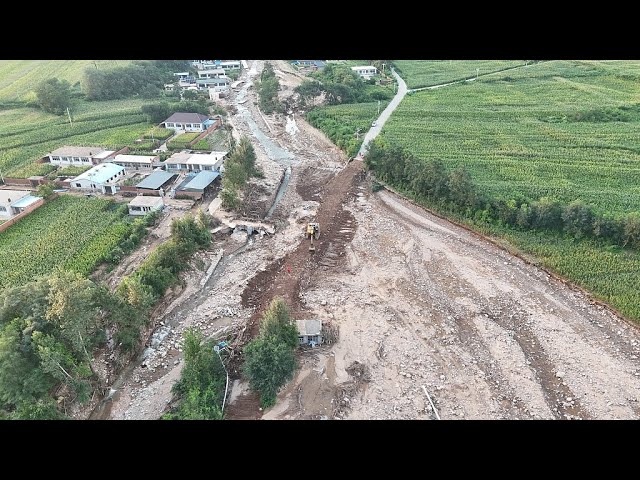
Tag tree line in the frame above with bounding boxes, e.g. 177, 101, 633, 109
365, 140, 640, 250
295, 63, 392, 107
0, 212, 211, 419
220, 136, 260, 211
254, 62, 281, 114
83, 60, 190, 101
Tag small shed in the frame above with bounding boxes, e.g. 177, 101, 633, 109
136, 171, 176, 191
296, 320, 323, 346
180, 170, 220, 193
128, 196, 164, 216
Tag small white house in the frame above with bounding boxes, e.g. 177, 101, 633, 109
70, 162, 125, 194
351, 65, 378, 80
128, 195, 164, 216
197, 68, 226, 79
0, 190, 31, 219
164, 151, 228, 172
112, 154, 159, 171
191, 60, 241, 72
296, 319, 323, 346
196, 77, 229, 91
45, 146, 115, 166
162, 113, 211, 132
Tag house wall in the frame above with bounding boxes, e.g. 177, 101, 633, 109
298, 334, 322, 345
71, 178, 100, 190
164, 122, 205, 132
128, 203, 163, 216
113, 161, 153, 170
0, 196, 46, 234
48, 154, 96, 166
119, 186, 162, 196
2, 178, 32, 187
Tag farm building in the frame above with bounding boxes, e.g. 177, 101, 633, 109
128, 195, 164, 216
164, 151, 228, 173
69, 162, 125, 194
291, 60, 325, 70
296, 320, 323, 346
161, 113, 212, 132
45, 146, 115, 167
351, 65, 378, 80
178, 170, 220, 193
112, 154, 160, 171
196, 77, 230, 91
136, 171, 177, 191
197, 69, 226, 79
0, 190, 31, 219
191, 60, 241, 72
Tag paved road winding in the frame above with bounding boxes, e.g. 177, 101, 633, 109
357, 68, 408, 158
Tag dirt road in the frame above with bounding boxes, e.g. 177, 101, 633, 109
264, 187, 640, 419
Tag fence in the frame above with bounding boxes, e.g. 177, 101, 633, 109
187, 117, 223, 148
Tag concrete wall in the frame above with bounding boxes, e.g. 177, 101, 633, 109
3, 178, 34, 187
188, 118, 223, 147
119, 186, 162, 196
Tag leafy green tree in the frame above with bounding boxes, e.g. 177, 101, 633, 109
622, 212, 640, 248
562, 200, 595, 239
141, 102, 174, 124
447, 167, 478, 208
220, 186, 240, 210
35, 183, 55, 199
244, 335, 296, 408
259, 298, 298, 349
10, 398, 65, 420
164, 329, 225, 420
531, 197, 563, 231
35, 78, 71, 115
243, 298, 298, 408
593, 214, 623, 244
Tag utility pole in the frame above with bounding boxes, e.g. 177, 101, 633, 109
377, 99, 381, 115
66, 107, 73, 126
214, 343, 230, 415
476, 68, 479, 80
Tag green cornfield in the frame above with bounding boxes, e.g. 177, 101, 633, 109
384, 60, 640, 215
378, 60, 640, 321
0, 195, 132, 288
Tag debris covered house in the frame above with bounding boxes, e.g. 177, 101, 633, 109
296, 320, 323, 346
128, 195, 164, 216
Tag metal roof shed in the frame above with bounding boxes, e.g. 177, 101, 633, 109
136, 171, 176, 190
181, 170, 220, 192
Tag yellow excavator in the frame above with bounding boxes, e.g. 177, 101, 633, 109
305, 222, 320, 252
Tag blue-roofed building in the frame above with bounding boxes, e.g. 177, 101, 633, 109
70, 162, 125, 195
179, 170, 220, 193
9, 195, 41, 214
291, 60, 325, 70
